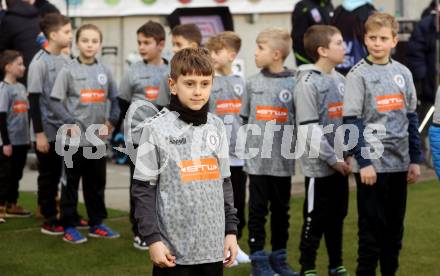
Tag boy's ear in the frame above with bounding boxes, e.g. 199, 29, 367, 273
273, 49, 282, 61
317, 46, 328, 58
168, 77, 177, 95
228, 51, 237, 61
158, 40, 165, 50
391, 35, 399, 48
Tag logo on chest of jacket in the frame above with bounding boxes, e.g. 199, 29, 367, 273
233, 84, 243, 96
393, 74, 405, 89
98, 74, 108, 85
279, 89, 292, 103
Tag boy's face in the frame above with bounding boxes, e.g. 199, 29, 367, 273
364, 27, 398, 61
320, 33, 345, 65
51, 23, 73, 49
137, 33, 164, 62
255, 42, 277, 69
76, 29, 101, 60
169, 74, 212, 111
6, 56, 25, 79
210, 48, 235, 72
172, 35, 197, 54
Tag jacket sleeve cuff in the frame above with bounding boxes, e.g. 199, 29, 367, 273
326, 154, 338, 167
144, 234, 162, 246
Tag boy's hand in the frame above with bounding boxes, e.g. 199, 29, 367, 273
99, 121, 113, 139
344, 156, 354, 174
2, 144, 12, 157
36, 132, 50, 153
360, 165, 377, 185
407, 164, 421, 184
332, 161, 350, 176
223, 234, 238, 268
149, 241, 176, 268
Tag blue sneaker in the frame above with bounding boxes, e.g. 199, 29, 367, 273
63, 227, 87, 244
269, 249, 300, 276
250, 250, 276, 276
89, 224, 120, 239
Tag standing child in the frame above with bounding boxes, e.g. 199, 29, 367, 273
50, 24, 120, 244
27, 13, 79, 235
240, 27, 299, 276
132, 48, 238, 275
342, 13, 422, 276
0, 50, 31, 221
205, 31, 250, 265
117, 20, 169, 250
294, 25, 350, 276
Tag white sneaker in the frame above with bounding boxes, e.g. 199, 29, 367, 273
236, 246, 251, 263
133, 236, 149, 251
0, 218, 5, 223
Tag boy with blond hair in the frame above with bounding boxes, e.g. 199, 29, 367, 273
206, 31, 250, 265
343, 13, 422, 276
240, 27, 299, 276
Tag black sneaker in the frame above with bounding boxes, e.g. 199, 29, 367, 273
133, 236, 149, 251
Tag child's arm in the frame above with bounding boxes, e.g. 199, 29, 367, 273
0, 91, 12, 156
155, 73, 170, 110
406, 73, 422, 183
223, 177, 238, 267
106, 68, 120, 130
133, 126, 175, 267
343, 72, 376, 184
239, 80, 250, 125
296, 78, 350, 175
27, 60, 49, 152
114, 70, 132, 134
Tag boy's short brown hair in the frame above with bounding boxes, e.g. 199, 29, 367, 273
40, 13, 71, 38
256, 27, 292, 60
137, 21, 165, 44
170, 48, 213, 81
365, 12, 399, 37
304, 25, 341, 62
0, 50, 22, 73
205, 31, 241, 53
171, 24, 202, 46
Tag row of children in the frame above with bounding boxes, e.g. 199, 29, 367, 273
130, 12, 422, 276
0, 10, 422, 276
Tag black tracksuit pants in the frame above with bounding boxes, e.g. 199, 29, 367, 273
152, 262, 223, 276
355, 172, 408, 276
35, 141, 63, 223
248, 174, 292, 253
230, 166, 247, 240
0, 145, 28, 205
61, 147, 108, 227
299, 172, 349, 271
